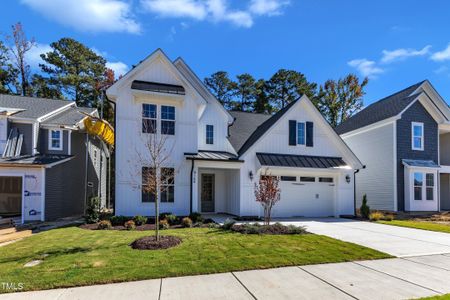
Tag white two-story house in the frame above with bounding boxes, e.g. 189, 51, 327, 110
106, 49, 363, 218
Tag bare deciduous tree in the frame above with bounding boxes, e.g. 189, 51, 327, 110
254, 169, 281, 225
7, 22, 35, 96
128, 120, 175, 241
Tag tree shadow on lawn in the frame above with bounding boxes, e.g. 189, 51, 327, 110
0, 247, 95, 265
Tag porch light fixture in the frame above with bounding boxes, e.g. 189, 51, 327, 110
345, 174, 351, 183
249, 170, 254, 181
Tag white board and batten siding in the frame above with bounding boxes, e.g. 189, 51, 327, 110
240, 98, 355, 217
342, 122, 396, 211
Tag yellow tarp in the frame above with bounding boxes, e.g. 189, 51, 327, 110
84, 117, 114, 146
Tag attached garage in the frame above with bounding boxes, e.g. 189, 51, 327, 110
0, 176, 22, 218
272, 173, 336, 217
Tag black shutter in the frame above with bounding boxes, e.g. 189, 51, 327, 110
306, 121, 314, 147
289, 120, 297, 145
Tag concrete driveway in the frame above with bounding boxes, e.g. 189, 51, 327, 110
277, 218, 450, 257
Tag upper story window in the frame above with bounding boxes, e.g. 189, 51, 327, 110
142, 104, 157, 133
297, 122, 305, 145
161, 105, 175, 135
206, 125, 214, 144
412, 122, 424, 151
48, 129, 63, 151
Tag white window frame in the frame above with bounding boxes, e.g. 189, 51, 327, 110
426, 173, 434, 201
206, 124, 214, 145
413, 172, 423, 201
48, 129, 63, 151
411, 122, 424, 151
142, 103, 157, 134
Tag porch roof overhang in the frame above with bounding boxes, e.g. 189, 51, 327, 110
0, 154, 74, 168
256, 152, 349, 169
402, 159, 440, 169
185, 150, 244, 163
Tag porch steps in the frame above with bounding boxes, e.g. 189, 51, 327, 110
0, 218, 13, 226
0, 229, 32, 244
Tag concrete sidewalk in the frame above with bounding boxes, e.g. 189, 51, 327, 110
2, 254, 450, 300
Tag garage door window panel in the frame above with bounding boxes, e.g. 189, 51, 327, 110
319, 177, 333, 183
280, 176, 296, 182
300, 177, 315, 182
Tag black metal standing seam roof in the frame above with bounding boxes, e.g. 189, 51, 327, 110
0, 155, 74, 166
334, 81, 426, 135
185, 150, 243, 162
256, 153, 347, 169
131, 80, 185, 95
0, 94, 72, 119
233, 100, 299, 156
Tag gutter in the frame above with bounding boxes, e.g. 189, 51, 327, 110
353, 165, 366, 216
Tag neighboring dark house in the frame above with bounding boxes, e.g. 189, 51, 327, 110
0, 94, 108, 223
336, 80, 450, 212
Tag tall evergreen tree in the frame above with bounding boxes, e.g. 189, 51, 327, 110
253, 79, 272, 114
204, 71, 235, 110
0, 40, 18, 94
316, 74, 368, 127
233, 73, 256, 111
39, 37, 106, 107
266, 69, 317, 111
30, 74, 63, 99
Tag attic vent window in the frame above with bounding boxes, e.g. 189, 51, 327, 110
131, 80, 185, 95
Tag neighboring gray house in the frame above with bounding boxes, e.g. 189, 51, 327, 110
336, 80, 450, 212
0, 94, 108, 223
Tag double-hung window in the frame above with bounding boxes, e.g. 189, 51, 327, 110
426, 173, 434, 201
161, 168, 175, 203
142, 167, 156, 202
412, 122, 424, 150
161, 105, 175, 135
142, 104, 157, 133
206, 125, 214, 144
297, 122, 305, 145
49, 129, 63, 150
414, 172, 423, 200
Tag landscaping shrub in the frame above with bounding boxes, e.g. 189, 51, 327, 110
133, 215, 148, 226
124, 220, 136, 231
165, 214, 178, 225
369, 211, 383, 221
159, 219, 170, 230
99, 210, 113, 221
360, 194, 370, 219
159, 212, 173, 219
383, 214, 395, 221
110, 215, 129, 226
181, 217, 193, 228
203, 218, 215, 224
189, 212, 204, 223
85, 197, 101, 224
222, 218, 236, 230
230, 222, 307, 235
97, 220, 112, 230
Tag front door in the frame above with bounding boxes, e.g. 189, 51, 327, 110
201, 174, 215, 213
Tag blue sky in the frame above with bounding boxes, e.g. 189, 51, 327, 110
2, 0, 450, 105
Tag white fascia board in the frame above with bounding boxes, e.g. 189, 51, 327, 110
106, 49, 205, 106
402, 162, 440, 171
412, 81, 450, 121
340, 116, 399, 139
37, 102, 76, 122
258, 165, 343, 174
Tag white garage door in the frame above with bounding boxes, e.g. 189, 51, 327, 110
272, 175, 335, 217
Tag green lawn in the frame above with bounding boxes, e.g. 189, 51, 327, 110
0, 227, 390, 293
378, 220, 450, 234
418, 294, 450, 300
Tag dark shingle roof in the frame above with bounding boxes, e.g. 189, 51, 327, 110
0, 94, 72, 119
131, 80, 185, 95
41, 106, 96, 126
256, 153, 347, 169
335, 81, 425, 135
228, 111, 271, 153
0, 155, 73, 166
229, 100, 298, 155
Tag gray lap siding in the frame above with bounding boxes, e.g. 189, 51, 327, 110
396, 101, 438, 211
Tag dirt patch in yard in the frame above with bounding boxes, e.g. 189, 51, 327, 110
130, 235, 182, 250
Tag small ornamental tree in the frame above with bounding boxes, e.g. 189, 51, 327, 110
254, 170, 281, 225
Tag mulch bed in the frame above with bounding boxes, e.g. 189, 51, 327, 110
230, 223, 307, 235
130, 235, 182, 250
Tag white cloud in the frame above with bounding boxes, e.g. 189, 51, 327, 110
25, 43, 52, 70
21, 0, 141, 34
381, 45, 431, 64
434, 66, 449, 75
431, 44, 450, 62
348, 59, 384, 78
141, 0, 287, 28
249, 0, 290, 16
106, 61, 128, 78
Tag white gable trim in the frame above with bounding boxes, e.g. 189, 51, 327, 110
340, 116, 399, 139
106, 49, 206, 105
242, 95, 363, 169
412, 81, 450, 121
